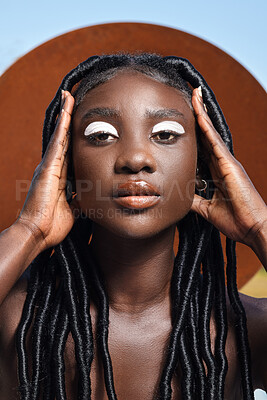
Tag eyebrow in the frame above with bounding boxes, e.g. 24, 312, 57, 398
81, 107, 185, 122
81, 108, 120, 122
145, 108, 185, 119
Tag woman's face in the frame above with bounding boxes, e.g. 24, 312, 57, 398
72, 70, 197, 239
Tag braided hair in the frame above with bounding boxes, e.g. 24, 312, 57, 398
16, 53, 254, 400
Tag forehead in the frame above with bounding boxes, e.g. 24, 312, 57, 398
74, 70, 193, 119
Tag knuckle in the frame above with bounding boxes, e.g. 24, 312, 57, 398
58, 139, 65, 146
32, 163, 43, 179
232, 158, 243, 169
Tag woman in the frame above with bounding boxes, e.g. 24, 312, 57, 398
0, 54, 266, 400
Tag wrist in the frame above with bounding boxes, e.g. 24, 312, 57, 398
13, 218, 46, 256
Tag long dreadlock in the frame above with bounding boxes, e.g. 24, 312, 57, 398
16, 53, 254, 400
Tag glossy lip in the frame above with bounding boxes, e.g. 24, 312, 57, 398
114, 195, 160, 209
113, 180, 161, 210
114, 180, 160, 197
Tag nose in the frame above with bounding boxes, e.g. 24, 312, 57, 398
114, 145, 157, 174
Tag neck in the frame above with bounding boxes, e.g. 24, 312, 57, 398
89, 224, 176, 315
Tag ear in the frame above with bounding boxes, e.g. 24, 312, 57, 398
195, 165, 208, 192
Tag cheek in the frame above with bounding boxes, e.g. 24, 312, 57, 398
72, 145, 114, 207
164, 160, 196, 218
168, 168, 195, 199
160, 141, 197, 220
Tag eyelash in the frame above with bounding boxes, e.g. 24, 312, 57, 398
86, 131, 181, 146
86, 132, 116, 145
151, 131, 180, 144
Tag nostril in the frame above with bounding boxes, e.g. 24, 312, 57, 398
121, 166, 135, 174
121, 165, 152, 174
142, 166, 153, 173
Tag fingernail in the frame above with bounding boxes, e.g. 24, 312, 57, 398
197, 86, 203, 99
60, 90, 65, 109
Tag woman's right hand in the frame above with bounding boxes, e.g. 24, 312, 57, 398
16, 90, 77, 252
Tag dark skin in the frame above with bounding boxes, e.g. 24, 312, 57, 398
0, 70, 266, 399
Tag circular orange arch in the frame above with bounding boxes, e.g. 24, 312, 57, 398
0, 22, 266, 287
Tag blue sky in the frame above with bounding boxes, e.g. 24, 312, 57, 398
1, 1, 267, 398
1, 0, 267, 91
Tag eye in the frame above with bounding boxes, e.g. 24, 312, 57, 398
151, 131, 179, 143
151, 121, 185, 144
84, 121, 119, 145
86, 132, 118, 145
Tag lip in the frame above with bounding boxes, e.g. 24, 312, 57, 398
113, 180, 161, 209
114, 180, 160, 197
114, 195, 160, 209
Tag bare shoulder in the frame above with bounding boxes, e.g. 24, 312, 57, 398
238, 291, 267, 310
238, 292, 267, 391
238, 292, 267, 340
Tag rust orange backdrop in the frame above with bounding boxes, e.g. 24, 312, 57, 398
0, 23, 266, 287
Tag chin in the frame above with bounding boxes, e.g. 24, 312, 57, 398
89, 209, 178, 241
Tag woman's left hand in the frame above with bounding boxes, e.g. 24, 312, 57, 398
191, 87, 267, 258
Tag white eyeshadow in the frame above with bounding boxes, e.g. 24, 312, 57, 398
84, 121, 119, 137
152, 121, 185, 134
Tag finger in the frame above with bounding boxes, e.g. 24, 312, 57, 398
192, 87, 233, 162
54, 90, 73, 134
57, 156, 69, 201
51, 91, 73, 145
59, 130, 71, 168
58, 130, 72, 185
43, 93, 74, 167
206, 151, 226, 182
190, 193, 212, 220
60, 89, 65, 109
60, 145, 70, 184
